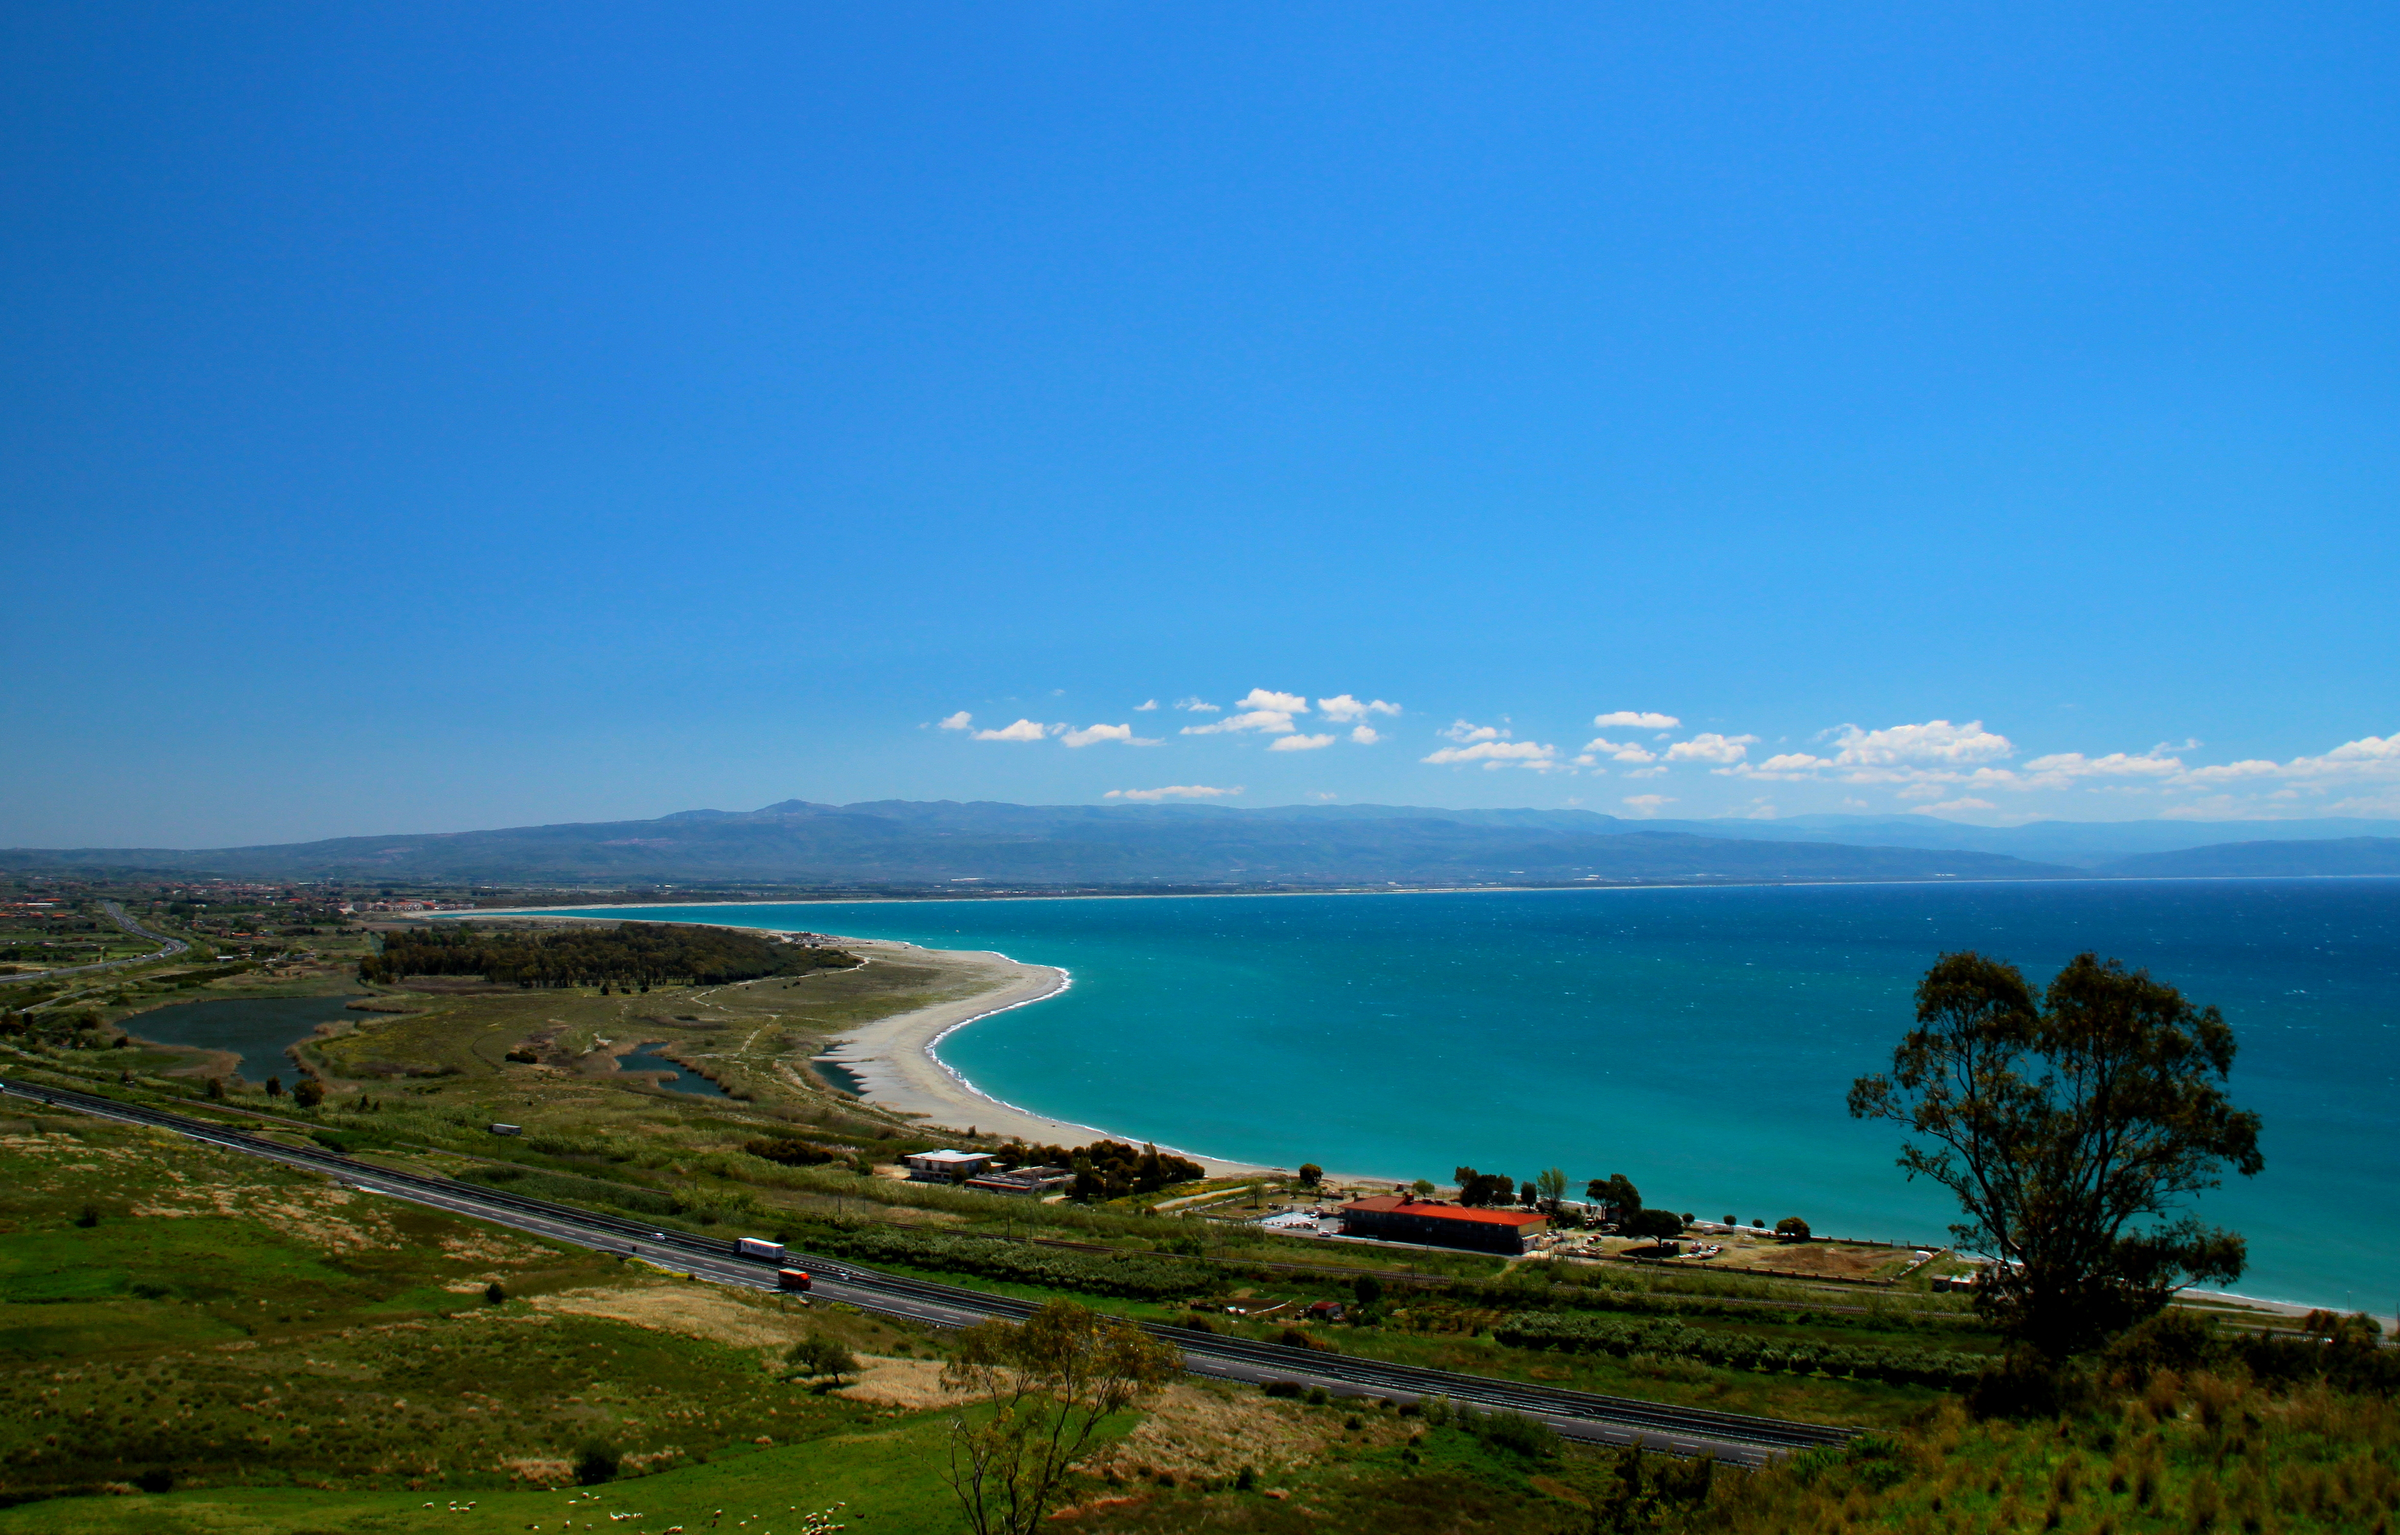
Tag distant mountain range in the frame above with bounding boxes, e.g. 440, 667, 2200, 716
7, 800, 2397, 889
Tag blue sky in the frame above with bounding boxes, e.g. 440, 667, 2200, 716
6, 4, 2398, 847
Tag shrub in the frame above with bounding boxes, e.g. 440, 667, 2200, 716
575, 1442, 619, 1484
744, 1137, 839, 1166
1262, 1380, 1302, 1399
786, 1336, 857, 1381
1622, 1208, 1685, 1240
1775, 1216, 1812, 1241
1469, 1407, 1559, 1459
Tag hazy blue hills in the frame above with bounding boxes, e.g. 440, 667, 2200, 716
7, 799, 2394, 888
2093, 836, 2400, 879
5, 800, 2072, 887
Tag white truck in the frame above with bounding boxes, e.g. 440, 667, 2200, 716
736, 1237, 786, 1263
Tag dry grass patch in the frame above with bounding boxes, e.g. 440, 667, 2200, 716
529, 1279, 812, 1355
835, 1356, 959, 1409
1082, 1383, 1393, 1483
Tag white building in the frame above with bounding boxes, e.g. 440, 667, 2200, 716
904, 1149, 996, 1182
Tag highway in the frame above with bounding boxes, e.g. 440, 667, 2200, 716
9, 900, 190, 980
2, 1078, 1860, 1468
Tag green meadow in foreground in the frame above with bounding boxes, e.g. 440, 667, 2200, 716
6, 929, 2400, 1531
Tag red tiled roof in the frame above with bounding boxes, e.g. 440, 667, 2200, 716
1341, 1195, 1548, 1228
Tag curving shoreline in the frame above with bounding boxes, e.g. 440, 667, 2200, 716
812, 938, 1268, 1177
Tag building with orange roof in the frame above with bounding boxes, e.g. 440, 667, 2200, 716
1338, 1194, 1549, 1255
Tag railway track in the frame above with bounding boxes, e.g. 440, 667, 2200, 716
3, 1077, 1862, 1466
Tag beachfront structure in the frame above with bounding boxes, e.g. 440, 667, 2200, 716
1338, 1194, 1550, 1255
903, 1149, 995, 1183
964, 1164, 1074, 1197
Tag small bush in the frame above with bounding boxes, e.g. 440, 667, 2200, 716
1475, 1408, 1560, 1460
575, 1443, 619, 1485
1262, 1380, 1302, 1399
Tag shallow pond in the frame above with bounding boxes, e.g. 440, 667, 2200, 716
121, 994, 367, 1082
618, 1042, 731, 1096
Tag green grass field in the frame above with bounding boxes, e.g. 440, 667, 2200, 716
8, 915, 2400, 1532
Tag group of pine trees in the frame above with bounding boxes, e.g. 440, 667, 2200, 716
357, 922, 857, 991
991, 1137, 1205, 1200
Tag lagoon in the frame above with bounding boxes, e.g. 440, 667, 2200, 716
561, 879, 2400, 1313
121, 994, 366, 1083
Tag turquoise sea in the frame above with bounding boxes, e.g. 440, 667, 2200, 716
563, 880, 2399, 1314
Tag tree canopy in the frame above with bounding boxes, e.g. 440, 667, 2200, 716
359, 921, 857, 990
1849, 950, 2263, 1356
1585, 1173, 1642, 1216
1452, 1166, 1516, 1207
942, 1300, 1178, 1534
990, 1138, 1203, 1200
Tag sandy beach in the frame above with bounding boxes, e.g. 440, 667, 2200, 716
814, 938, 1268, 1178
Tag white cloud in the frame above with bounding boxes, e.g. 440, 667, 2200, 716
2177, 732, 2400, 787
2016, 748, 2187, 788
1269, 733, 1337, 752
1349, 725, 1383, 745
1059, 722, 1160, 748
1823, 720, 2014, 767
1622, 794, 1675, 815
1237, 688, 1309, 715
1625, 765, 1668, 778
937, 711, 974, 731
1594, 711, 1681, 729
1665, 732, 1759, 765
970, 718, 1052, 742
1134, 699, 1158, 711
1722, 720, 2016, 787
1909, 797, 1999, 816
1104, 784, 1244, 802
1442, 720, 1507, 743
1317, 695, 1402, 724
1175, 697, 1220, 712
1180, 688, 1310, 736
1422, 739, 1561, 770
1583, 736, 1657, 763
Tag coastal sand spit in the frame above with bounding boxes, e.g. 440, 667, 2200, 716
813, 939, 1267, 1178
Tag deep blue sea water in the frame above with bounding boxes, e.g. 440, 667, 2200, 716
559, 880, 2399, 1313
